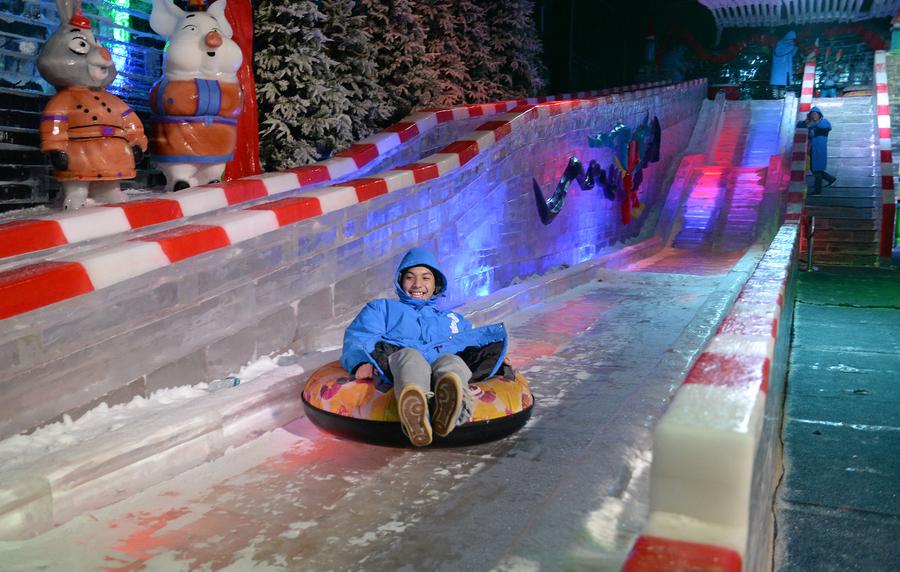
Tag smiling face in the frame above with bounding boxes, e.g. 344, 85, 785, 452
401, 266, 436, 300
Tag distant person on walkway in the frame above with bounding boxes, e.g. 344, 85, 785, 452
797, 106, 836, 194
819, 62, 839, 98
340, 248, 509, 447
770, 31, 797, 98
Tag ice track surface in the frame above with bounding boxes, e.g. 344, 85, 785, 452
0, 252, 758, 572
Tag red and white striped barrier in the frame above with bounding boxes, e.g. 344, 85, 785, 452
0, 82, 670, 262
0, 80, 704, 320
874, 51, 897, 257
786, 60, 816, 224
622, 224, 798, 571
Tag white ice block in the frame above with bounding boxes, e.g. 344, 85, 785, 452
379, 170, 416, 193
246, 171, 301, 195
77, 241, 171, 289
53, 207, 132, 242
428, 153, 463, 176
172, 186, 229, 216
213, 210, 280, 244
322, 157, 358, 180
650, 384, 765, 529
299, 186, 359, 214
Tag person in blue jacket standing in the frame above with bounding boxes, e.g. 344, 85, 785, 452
341, 248, 509, 447
798, 106, 836, 194
770, 31, 797, 98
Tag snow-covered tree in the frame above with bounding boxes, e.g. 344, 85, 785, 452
358, 0, 440, 123
321, 0, 392, 141
479, 0, 547, 99
418, 0, 471, 107
254, 1, 352, 170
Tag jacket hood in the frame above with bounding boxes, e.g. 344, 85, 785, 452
810, 106, 823, 116
394, 248, 448, 303
783, 31, 797, 41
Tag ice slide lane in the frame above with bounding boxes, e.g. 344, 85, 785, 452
0, 251, 762, 571
0, 81, 671, 265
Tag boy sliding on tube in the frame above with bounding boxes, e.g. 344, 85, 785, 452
341, 248, 510, 446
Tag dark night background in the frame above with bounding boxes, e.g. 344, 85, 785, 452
535, 0, 717, 93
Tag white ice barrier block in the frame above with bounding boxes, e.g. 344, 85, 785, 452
429, 153, 463, 176
363, 131, 402, 155
379, 169, 416, 193
213, 210, 280, 244
77, 241, 171, 289
644, 510, 747, 556
322, 157, 358, 179
54, 207, 132, 242
650, 383, 766, 551
172, 185, 229, 216
248, 171, 302, 195
299, 185, 358, 214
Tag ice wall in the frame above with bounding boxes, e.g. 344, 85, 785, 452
0, 82, 705, 439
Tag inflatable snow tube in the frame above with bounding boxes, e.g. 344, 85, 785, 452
302, 361, 534, 446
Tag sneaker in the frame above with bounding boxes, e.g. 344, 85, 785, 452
825, 177, 837, 188
398, 386, 432, 447
432, 373, 464, 437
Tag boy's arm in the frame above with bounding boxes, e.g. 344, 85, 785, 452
340, 301, 387, 374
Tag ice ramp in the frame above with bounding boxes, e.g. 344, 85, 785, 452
0, 80, 706, 441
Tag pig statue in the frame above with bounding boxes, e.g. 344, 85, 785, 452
149, 0, 243, 192
37, 0, 148, 210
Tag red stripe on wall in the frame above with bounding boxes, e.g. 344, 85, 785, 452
0, 220, 68, 259
112, 199, 184, 229
349, 178, 390, 201
440, 140, 480, 165
0, 261, 94, 319
877, 84, 888, 93
879, 127, 892, 139
383, 122, 420, 143
435, 110, 454, 123
335, 144, 379, 168
882, 175, 895, 190
684, 352, 771, 393
248, 196, 323, 226
220, 178, 269, 204
287, 165, 331, 186
397, 163, 440, 184
622, 535, 743, 572
878, 104, 891, 116
139, 225, 231, 263
881, 150, 894, 163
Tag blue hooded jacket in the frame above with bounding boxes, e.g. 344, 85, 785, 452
770, 31, 797, 87
798, 106, 831, 172
340, 248, 508, 384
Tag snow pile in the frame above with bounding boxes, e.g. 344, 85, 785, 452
0, 350, 298, 474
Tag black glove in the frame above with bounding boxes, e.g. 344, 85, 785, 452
47, 150, 68, 171
132, 145, 144, 166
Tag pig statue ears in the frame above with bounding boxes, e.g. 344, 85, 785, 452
150, 0, 233, 39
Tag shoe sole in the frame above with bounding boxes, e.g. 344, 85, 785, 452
399, 386, 432, 447
433, 373, 464, 438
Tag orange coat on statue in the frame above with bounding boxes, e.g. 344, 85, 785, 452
40, 86, 147, 181
148, 79, 242, 164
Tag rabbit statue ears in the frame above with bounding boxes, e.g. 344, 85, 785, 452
150, 0, 233, 39
56, 0, 91, 29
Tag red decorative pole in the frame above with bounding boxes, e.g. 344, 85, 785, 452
224, 0, 261, 180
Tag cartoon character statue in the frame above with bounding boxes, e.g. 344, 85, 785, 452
149, 0, 243, 192
37, 0, 148, 210
588, 114, 661, 224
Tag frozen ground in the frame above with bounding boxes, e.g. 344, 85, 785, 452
0, 252, 754, 571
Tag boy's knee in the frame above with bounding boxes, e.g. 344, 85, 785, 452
432, 354, 472, 379
388, 347, 428, 369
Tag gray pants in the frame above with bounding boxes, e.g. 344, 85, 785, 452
387, 348, 472, 400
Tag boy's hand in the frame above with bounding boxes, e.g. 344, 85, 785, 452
354, 363, 374, 380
